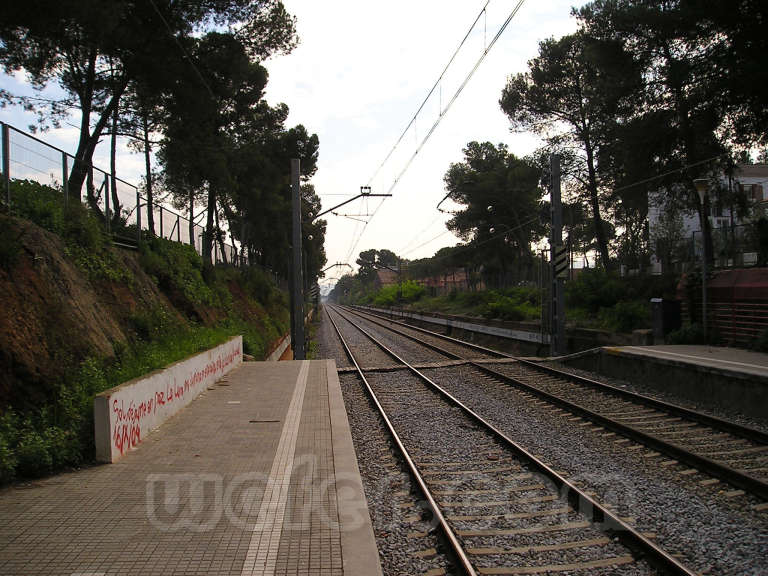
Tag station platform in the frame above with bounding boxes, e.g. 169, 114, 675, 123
613, 344, 768, 379
0, 360, 382, 576
560, 345, 768, 420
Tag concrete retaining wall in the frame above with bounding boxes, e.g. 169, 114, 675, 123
94, 336, 242, 462
358, 306, 546, 356
561, 347, 768, 419
266, 334, 291, 361
359, 306, 652, 355
362, 306, 547, 343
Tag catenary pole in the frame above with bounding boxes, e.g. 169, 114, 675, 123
291, 158, 305, 359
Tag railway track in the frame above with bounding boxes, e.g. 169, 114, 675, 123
326, 305, 697, 576
341, 305, 768, 501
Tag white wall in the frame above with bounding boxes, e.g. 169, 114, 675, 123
94, 336, 242, 462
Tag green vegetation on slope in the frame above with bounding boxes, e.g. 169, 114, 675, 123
405, 287, 540, 322
0, 180, 288, 483
347, 267, 681, 333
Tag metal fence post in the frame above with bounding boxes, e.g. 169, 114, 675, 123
189, 193, 195, 247
2, 123, 10, 213
176, 215, 180, 242
159, 205, 163, 238
62, 153, 69, 206
104, 173, 110, 234
136, 190, 142, 245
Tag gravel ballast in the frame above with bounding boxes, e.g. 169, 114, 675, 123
423, 364, 768, 576
317, 307, 768, 575
338, 372, 454, 576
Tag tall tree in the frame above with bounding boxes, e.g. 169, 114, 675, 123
692, 0, 768, 147
161, 32, 274, 269
577, 0, 728, 267
500, 32, 639, 269
0, 0, 296, 200
223, 117, 319, 278
301, 183, 327, 289
356, 249, 379, 285
376, 249, 400, 269
444, 141, 544, 287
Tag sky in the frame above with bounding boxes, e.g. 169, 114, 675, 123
0, 0, 585, 292
264, 0, 584, 291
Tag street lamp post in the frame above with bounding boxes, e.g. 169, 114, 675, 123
693, 178, 709, 337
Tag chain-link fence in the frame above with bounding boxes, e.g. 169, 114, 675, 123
0, 121, 247, 267
653, 222, 766, 275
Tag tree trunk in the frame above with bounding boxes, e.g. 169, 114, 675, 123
663, 43, 714, 269
109, 100, 121, 228
68, 73, 128, 200
214, 206, 228, 265
143, 112, 155, 236
584, 134, 611, 269
202, 186, 215, 271
189, 189, 195, 248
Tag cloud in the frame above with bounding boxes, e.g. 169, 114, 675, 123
0, 0, 585, 282
265, 0, 583, 273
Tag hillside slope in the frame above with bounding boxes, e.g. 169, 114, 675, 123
0, 205, 288, 481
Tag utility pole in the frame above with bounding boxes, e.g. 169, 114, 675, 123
693, 179, 709, 337
291, 158, 305, 360
550, 154, 566, 356
397, 257, 402, 305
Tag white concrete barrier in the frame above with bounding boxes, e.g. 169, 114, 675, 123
265, 334, 291, 361
94, 336, 242, 462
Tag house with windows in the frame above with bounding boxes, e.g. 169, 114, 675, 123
648, 163, 768, 274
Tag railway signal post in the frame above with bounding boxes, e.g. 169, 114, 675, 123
550, 154, 566, 356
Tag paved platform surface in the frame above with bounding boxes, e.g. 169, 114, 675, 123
0, 360, 382, 576
610, 344, 768, 378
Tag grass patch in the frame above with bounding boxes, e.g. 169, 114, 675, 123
0, 321, 246, 482
403, 286, 541, 322
10, 179, 132, 283
564, 269, 671, 333
370, 280, 425, 307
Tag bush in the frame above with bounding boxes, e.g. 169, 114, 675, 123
753, 328, 768, 353
0, 218, 22, 271
0, 412, 18, 483
667, 323, 708, 345
15, 429, 53, 478
44, 427, 82, 469
404, 286, 541, 321
10, 179, 66, 234
371, 280, 425, 307
139, 237, 221, 307
0, 437, 15, 483
11, 180, 107, 250
598, 300, 650, 333
566, 268, 624, 312
483, 296, 527, 321
1, 184, 291, 482
130, 306, 181, 342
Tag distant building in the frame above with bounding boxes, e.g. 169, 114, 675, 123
648, 163, 768, 274
375, 268, 398, 288
414, 268, 484, 295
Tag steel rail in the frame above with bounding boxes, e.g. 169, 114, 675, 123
324, 308, 478, 576
342, 305, 768, 500
351, 305, 512, 358
328, 305, 699, 576
350, 306, 768, 446
515, 358, 768, 445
